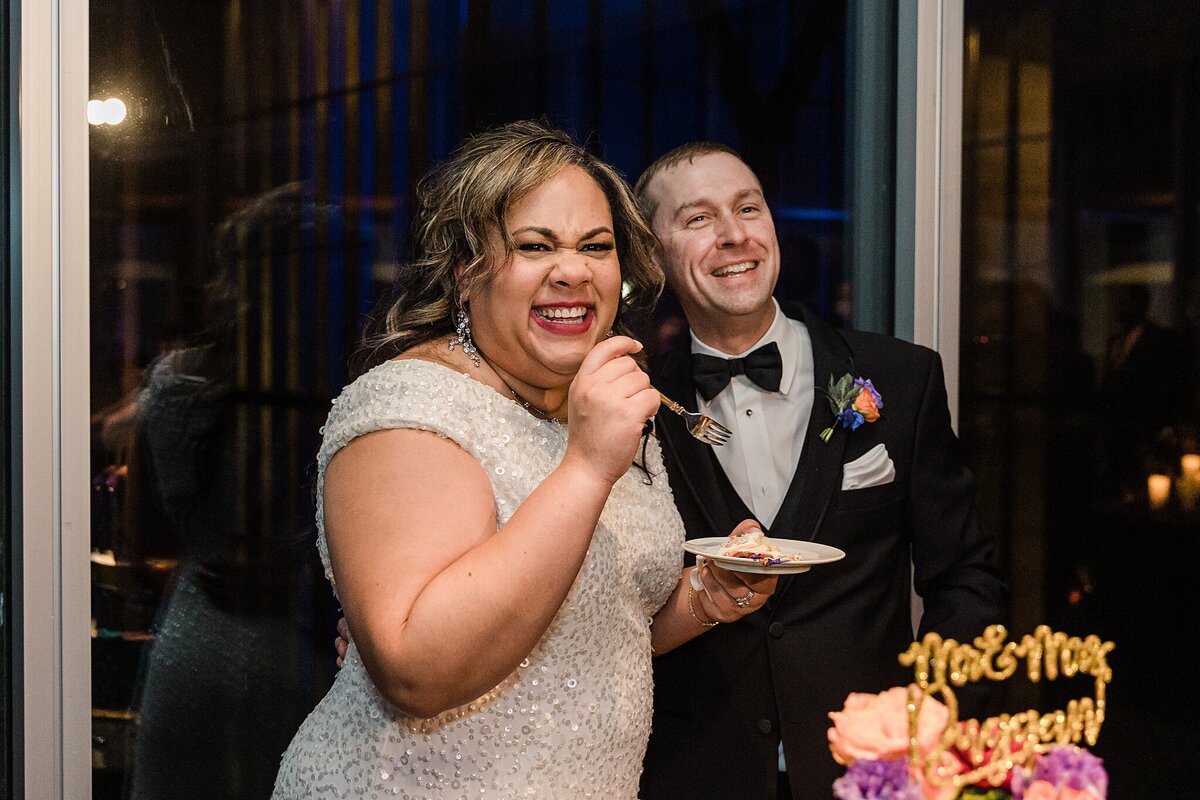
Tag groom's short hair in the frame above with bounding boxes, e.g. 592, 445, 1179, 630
633, 141, 747, 220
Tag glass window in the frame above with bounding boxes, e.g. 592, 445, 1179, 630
961, 2, 1199, 795
2, 0, 14, 793
87, 1, 896, 795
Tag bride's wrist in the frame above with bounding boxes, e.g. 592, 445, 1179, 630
686, 585, 719, 628
556, 449, 621, 494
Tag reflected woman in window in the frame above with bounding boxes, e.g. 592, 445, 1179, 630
128, 185, 338, 800
272, 121, 774, 798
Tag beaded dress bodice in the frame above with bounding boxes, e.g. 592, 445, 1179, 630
273, 359, 683, 799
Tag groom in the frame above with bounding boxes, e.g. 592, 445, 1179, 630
635, 143, 1006, 800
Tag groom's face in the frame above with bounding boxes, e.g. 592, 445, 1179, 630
643, 152, 780, 338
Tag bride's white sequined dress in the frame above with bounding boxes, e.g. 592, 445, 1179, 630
273, 359, 683, 799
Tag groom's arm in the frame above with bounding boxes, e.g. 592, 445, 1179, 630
907, 350, 1007, 643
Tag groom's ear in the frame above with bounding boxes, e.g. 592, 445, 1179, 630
649, 240, 665, 270
651, 244, 677, 292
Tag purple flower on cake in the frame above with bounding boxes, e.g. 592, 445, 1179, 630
833, 758, 925, 800
1012, 746, 1107, 800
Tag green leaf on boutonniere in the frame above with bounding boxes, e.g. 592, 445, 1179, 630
833, 372, 855, 398
818, 369, 883, 444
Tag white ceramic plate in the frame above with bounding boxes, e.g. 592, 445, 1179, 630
682, 537, 846, 575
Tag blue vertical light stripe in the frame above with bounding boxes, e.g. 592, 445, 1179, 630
429, 0, 448, 160
600, 4, 640, 176
392, 0, 410, 257
359, 0, 378, 316
428, 0, 462, 162
328, 0, 348, 390
547, 1, 586, 121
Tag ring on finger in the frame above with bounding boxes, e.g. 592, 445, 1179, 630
734, 589, 755, 609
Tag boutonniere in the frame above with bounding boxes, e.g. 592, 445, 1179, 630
818, 373, 882, 443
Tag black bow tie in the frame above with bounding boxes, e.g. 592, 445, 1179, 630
691, 341, 783, 401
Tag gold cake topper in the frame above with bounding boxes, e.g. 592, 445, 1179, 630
898, 624, 1113, 789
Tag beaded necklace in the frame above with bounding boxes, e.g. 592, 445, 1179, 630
472, 342, 567, 425
502, 381, 566, 425
504, 381, 564, 424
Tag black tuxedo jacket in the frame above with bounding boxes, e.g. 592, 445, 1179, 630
640, 304, 1006, 800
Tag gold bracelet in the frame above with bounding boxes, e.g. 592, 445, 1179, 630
687, 586, 719, 628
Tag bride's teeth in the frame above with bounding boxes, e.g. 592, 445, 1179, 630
536, 306, 587, 321
714, 262, 754, 277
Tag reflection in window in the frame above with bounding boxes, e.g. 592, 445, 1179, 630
88, 1, 886, 796
961, 3, 1199, 795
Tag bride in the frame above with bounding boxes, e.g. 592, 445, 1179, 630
273, 120, 775, 798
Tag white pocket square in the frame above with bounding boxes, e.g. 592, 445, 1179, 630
841, 443, 895, 490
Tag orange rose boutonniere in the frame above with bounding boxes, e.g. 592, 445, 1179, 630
819, 373, 883, 443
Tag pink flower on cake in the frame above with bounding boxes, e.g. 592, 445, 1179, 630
910, 751, 964, 800
827, 686, 949, 763
1021, 780, 1102, 800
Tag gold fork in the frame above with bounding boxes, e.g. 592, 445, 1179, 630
657, 392, 732, 446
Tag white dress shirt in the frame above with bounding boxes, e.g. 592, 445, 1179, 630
691, 299, 813, 530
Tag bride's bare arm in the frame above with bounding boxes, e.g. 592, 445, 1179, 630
325, 429, 609, 717
325, 337, 659, 718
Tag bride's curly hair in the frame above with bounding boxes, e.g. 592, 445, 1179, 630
352, 120, 664, 377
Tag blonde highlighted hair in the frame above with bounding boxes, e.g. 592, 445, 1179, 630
353, 120, 663, 375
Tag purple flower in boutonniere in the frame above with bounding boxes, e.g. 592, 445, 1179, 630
819, 373, 883, 443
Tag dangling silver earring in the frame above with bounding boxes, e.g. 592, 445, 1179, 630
447, 297, 481, 367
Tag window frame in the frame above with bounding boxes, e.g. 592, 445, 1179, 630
12, 0, 91, 796
895, 0, 964, 426
3, 0, 15, 795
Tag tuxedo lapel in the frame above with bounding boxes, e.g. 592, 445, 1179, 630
652, 343, 748, 539
770, 306, 853, 542
768, 305, 853, 608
